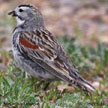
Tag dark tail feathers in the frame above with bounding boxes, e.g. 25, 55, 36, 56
71, 76, 96, 94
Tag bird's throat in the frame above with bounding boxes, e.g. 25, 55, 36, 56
16, 17, 25, 26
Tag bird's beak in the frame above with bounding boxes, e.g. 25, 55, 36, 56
8, 10, 17, 17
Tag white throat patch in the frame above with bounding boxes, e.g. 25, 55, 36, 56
16, 17, 25, 26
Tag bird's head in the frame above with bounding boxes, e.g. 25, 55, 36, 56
8, 4, 44, 27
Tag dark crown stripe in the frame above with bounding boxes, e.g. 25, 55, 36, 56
18, 4, 33, 8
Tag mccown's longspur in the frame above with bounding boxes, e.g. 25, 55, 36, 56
8, 4, 96, 93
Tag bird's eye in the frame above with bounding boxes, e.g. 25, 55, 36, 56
19, 9, 24, 12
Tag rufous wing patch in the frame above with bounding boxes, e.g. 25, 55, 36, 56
19, 37, 39, 49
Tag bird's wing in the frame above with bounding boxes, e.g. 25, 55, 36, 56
17, 28, 79, 81
16, 28, 95, 93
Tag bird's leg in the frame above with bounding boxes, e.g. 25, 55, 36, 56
37, 80, 45, 89
36, 81, 50, 90
43, 82, 50, 90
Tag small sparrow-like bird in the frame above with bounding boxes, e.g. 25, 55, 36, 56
8, 4, 95, 93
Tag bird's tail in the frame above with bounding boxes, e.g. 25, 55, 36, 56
71, 76, 96, 94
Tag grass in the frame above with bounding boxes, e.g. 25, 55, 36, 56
0, 36, 108, 108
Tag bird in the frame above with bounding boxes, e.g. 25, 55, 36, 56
8, 4, 96, 94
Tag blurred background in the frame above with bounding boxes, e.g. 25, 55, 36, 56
0, 0, 108, 95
